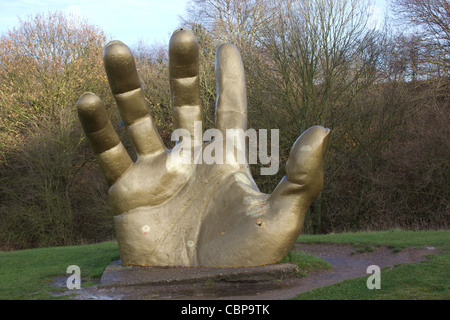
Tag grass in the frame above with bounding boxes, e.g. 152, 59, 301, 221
292, 252, 450, 300
278, 250, 332, 277
0, 241, 120, 300
0, 229, 448, 300
0, 240, 331, 300
297, 229, 449, 252
293, 229, 450, 300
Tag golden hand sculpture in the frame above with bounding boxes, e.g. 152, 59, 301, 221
77, 29, 330, 267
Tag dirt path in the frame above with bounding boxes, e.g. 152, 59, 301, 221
56, 243, 439, 300
223, 243, 439, 300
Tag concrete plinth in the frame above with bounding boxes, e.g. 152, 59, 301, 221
81, 260, 300, 299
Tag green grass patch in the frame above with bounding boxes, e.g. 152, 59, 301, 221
298, 229, 449, 252
1, 230, 448, 300
0, 241, 120, 300
278, 251, 332, 277
292, 249, 450, 300
293, 229, 450, 300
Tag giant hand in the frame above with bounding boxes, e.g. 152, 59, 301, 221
76, 29, 330, 267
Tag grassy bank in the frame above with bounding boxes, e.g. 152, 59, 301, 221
298, 229, 449, 250
0, 241, 120, 299
0, 240, 328, 300
0, 230, 448, 300
278, 250, 332, 277
294, 229, 450, 300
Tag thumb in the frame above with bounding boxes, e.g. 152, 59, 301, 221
269, 125, 330, 219
286, 125, 330, 195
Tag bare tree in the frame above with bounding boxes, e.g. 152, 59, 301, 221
0, 11, 113, 249
391, 0, 450, 74
0, 11, 108, 139
257, 0, 384, 131
182, 0, 277, 53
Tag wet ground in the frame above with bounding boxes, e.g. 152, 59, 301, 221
52, 243, 439, 300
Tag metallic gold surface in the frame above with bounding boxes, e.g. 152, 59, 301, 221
215, 44, 247, 132
169, 29, 202, 138
77, 29, 330, 267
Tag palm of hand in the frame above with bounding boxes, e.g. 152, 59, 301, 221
77, 29, 330, 267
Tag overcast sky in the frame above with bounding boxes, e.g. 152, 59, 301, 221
0, 0, 386, 47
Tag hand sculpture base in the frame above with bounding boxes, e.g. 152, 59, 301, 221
77, 29, 330, 267
102, 259, 299, 286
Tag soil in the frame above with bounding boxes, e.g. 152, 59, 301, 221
51, 243, 440, 300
